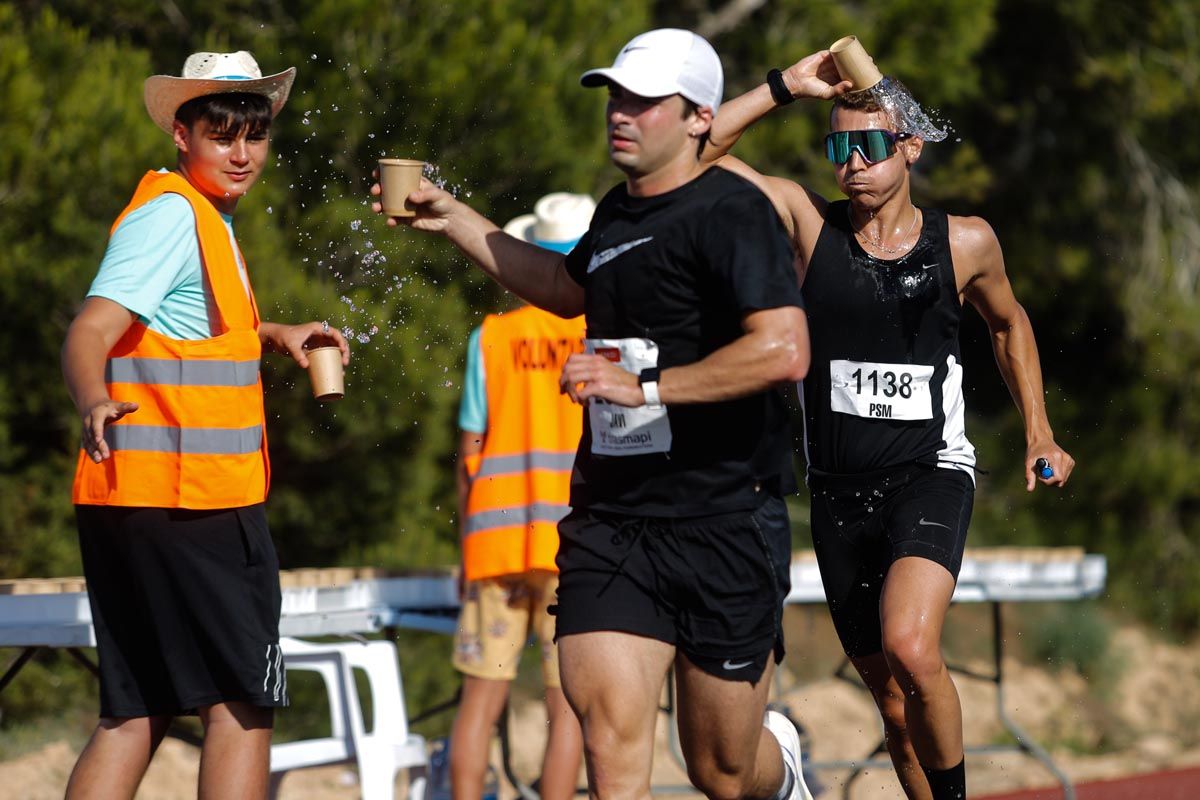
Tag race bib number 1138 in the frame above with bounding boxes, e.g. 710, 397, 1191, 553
829, 359, 935, 420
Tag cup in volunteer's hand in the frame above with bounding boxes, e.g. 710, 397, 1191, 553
378, 158, 427, 217
306, 346, 345, 402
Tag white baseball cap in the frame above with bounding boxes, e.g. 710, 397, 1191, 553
503, 192, 596, 253
581, 28, 723, 113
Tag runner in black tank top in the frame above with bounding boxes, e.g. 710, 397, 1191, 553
800, 197, 978, 667
802, 200, 976, 476
694, 52, 1076, 800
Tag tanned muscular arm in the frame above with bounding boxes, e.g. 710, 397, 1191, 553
951, 216, 1076, 491
559, 306, 809, 408
372, 179, 584, 319
698, 51, 850, 274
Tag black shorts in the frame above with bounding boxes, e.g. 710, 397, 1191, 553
76, 504, 289, 718
809, 462, 974, 658
554, 496, 792, 683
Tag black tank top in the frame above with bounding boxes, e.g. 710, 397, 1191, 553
800, 200, 976, 476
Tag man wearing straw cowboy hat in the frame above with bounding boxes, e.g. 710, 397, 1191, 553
376, 27, 819, 800
448, 192, 592, 800
698, 47, 1075, 800
61, 50, 348, 798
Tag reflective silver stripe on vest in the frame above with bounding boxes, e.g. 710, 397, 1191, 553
464, 503, 572, 537
474, 451, 576, 479
106, 357, 260, 387
103, 424, 263, 455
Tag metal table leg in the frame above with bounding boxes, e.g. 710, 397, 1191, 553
808, 603, 1078, 799
0, 648, 38, 693
988, 602, 1075, 800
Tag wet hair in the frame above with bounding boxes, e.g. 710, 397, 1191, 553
174, 92, 272, 137
680, 97, 711, 157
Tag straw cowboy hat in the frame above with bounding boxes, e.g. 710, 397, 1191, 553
503, 192, 596, 253
144, 51, 296, 135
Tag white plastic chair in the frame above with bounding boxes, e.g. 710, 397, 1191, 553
271, 637, 427, 800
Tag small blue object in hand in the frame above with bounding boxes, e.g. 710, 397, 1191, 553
1034, 457, 1054, 479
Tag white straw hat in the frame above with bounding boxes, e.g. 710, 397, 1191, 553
144, 51, 296, 135
504, 193, 596, 253
581, 28, 723, 113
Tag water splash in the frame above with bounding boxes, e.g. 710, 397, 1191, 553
869, 77, 949, 142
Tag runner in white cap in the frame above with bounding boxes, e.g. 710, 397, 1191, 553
375, 27, 816, 800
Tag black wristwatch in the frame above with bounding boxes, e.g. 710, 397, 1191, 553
767, 68, 795, 106
638, 367, 661, 385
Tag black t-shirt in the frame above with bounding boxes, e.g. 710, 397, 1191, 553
563, 167, 804, 517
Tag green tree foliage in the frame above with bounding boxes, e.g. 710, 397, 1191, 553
2, 0, 1199, 733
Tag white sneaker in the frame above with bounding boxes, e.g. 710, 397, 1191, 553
764, 709, 814, 800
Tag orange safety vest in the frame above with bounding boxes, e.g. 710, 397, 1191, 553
462, 306, 585, 581
72, 171, 270, 509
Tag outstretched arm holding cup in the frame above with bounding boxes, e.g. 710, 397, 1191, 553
370, 176, 584, 318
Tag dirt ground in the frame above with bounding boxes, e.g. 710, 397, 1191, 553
4, 622, 1199, 799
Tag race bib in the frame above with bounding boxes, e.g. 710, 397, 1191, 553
586, 338, 672, 456
829, 359, 935, 420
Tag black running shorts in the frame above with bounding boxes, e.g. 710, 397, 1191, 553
808, 462, 974, 658
76, 504, 289, 718
554, 496, 792, 683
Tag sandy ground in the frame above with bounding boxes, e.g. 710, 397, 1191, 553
4, 624, 1199, 799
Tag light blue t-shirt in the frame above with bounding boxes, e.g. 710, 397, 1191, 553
457, 326, 487, 434
88, 182, 249, 340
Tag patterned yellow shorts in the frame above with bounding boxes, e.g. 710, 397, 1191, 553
452, 570, 561, 687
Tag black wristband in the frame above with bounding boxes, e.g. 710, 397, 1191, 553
767, 68, 795, 106
638, 367, 661, 385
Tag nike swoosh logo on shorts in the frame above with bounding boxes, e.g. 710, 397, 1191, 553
587, 237, 654, 273
722, 659, 754, 670
918, 517, 951, 530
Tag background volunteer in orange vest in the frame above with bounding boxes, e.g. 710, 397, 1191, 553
60, 51, 348, 800
449, 192, 594, 800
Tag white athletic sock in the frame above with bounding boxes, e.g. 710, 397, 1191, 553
771, 758, 796, 800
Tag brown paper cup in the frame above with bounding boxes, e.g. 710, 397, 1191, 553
830, 36, 883, 92
307, 346, 344, 402
378, 158, 426, 217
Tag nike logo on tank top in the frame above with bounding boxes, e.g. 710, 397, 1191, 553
800, 201, 975, 479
